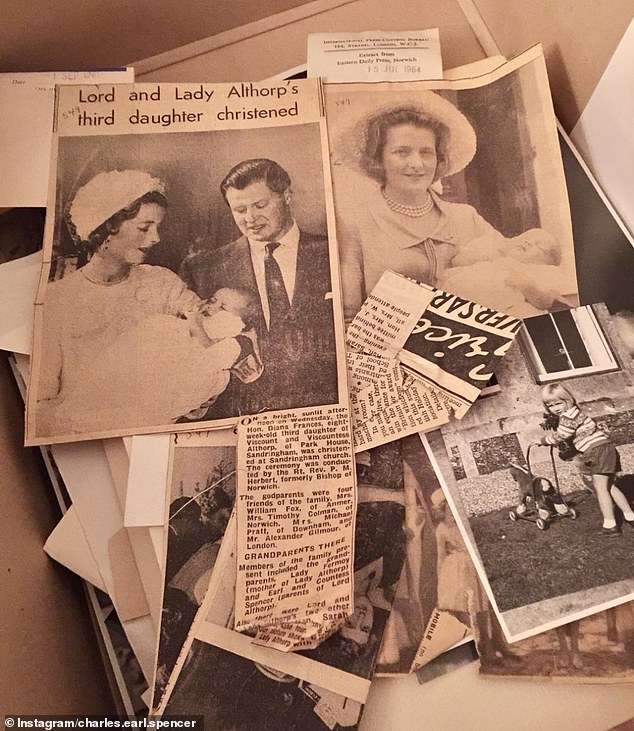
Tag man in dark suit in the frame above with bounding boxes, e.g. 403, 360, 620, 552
180, 158, 338, 417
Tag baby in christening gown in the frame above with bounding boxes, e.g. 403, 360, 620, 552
86, 287, 254, 426
439, 228, 569, 318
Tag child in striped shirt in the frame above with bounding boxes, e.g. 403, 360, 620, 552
540, 383, 634, 536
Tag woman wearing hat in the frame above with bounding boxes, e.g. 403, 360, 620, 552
334, 92, 501, 321
34, 169, 241, 437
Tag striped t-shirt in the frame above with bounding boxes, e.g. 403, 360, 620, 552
543, 405, 609, 453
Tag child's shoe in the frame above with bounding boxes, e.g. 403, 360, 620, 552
600, 525, 621, 537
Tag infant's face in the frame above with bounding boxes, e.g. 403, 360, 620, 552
507, 229, 559, 264
201, 288, 249, 318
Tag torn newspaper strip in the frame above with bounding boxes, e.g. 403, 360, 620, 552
324, 45, 579, 325
424, 302, 634, 643
234, 406, 356, 651
473, 600, 634, 683
158, 439, 407, 717
25, 78, 348, 444
346, 269, 520, 451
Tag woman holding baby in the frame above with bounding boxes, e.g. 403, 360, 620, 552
32, 170, 245, 439
334, 93, 566, 321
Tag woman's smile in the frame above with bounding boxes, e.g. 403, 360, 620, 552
381, 124, 438, 203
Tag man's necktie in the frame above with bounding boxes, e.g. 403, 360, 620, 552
264, 241, 290, 331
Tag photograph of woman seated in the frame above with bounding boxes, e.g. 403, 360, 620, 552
30, 169, 246, 440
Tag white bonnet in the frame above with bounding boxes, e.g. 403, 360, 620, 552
68, 170, 165, 241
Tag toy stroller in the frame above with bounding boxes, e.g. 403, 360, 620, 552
508, 444, 577, 530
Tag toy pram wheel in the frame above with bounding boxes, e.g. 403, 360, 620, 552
509, 510, 517, 522
568, 507, 577, 519
536, 518, 547, 530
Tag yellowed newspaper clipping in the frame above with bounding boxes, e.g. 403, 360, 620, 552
234, 406, 356, 650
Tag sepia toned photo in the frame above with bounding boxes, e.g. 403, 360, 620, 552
426, 302, 634, 641
375, 435, 481, 674
473, 601, 634, 682
26, 80, 346, 445
324, 46, 578, 323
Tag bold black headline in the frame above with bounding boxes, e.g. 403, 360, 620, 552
72, 82, 301, 128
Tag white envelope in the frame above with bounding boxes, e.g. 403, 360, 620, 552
44, 506, 107, 593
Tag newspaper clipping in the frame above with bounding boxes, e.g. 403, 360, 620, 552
26, 79, 348, 445
425, 302, 634, 642
158, 440, 408, 718
324, 46, 578, 325
234, 406, 356, 651
346, 270, 519, 451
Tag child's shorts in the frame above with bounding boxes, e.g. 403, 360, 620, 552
574, 443, 621, 476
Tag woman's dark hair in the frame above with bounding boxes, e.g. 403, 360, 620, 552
81, 189, 168, 252
360, 107, 450, 183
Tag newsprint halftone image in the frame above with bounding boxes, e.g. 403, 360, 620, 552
26, 79, 347, 445
426, 302, 634, 642
324, 45, 579, 324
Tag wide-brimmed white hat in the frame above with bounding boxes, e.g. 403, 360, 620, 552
69, 169, 165, 241
332, 90, 477, 180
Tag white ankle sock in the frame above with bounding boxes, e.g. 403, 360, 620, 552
603, 519, 617, 529
623, 511, 634, 522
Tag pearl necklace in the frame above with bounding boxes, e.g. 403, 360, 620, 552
381, 188, 434, 217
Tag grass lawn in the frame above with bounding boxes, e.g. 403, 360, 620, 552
470, 491, 634, 612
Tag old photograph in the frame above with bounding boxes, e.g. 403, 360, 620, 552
375, 434, 480, 674
426, 302, 634, 641
154, 433, 236, 703
324, 46, 578, 323
164, 640, 362, 730
26, 80, 346, 445
473, 600, 634, 682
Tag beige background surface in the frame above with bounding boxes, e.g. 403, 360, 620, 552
1, 0, 633, 720
0, 355, 115, 714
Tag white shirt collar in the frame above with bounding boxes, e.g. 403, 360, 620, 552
248, 220, 300, 252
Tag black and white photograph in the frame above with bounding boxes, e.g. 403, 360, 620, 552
26, 80, 346, 445
154, 434, 236, 704
164, 640, 362, 730
426, 302, 634, 642
473, 600, 634, 682
375, 435, 482, 675
324, 46, 578, 323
